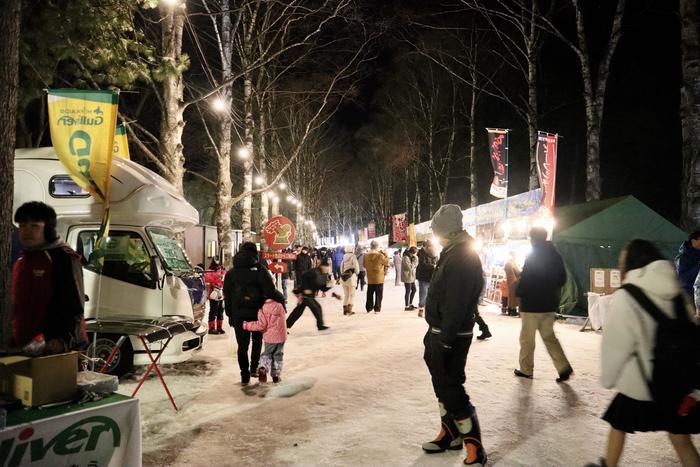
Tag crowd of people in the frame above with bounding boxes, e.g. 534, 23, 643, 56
9, 199, 699, 466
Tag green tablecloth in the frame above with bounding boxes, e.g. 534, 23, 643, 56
6, 392, 130, 427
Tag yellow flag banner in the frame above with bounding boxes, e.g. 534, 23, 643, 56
113, 124, 131, 160
47, 89, 119, 202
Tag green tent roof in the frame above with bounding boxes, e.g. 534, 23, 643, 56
554, 196, 686, 247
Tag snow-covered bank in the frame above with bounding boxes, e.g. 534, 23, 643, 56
119, 283, 696, 466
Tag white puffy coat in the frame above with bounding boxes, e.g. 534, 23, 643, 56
601, 260, 696, 401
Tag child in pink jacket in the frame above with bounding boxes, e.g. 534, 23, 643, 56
243, 299, 287, 383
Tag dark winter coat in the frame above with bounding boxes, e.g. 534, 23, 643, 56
416, 248, 437, 282
516, 241, 567, 312
224, 248, 285, 321
425, 231, 484, 346
295, 252, 313, 277
12, 240, 87, 349
294, 267, 332, 297
675, 241, 700, 298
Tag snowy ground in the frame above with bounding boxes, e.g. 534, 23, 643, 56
117, 277, 698, 466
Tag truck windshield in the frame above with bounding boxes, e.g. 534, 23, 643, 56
146, 227, 193, 274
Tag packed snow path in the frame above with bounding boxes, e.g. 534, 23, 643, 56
118, 281, 698, 466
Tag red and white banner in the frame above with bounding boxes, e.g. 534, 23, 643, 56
261, 251, 297, 261
269, 262, 289, 275
487, 128, 509, 198
391, 213, 409, 243
367, 222, 376, 239
536, 131, 559, 212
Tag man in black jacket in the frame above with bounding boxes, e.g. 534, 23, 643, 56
286, 260, 335, 331
294, 246, 312, 287
514, 227, 573, 383
224, 242, 285, 385
421, 204, 487, 466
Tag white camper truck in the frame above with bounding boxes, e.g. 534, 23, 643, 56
13, 147, 207, 375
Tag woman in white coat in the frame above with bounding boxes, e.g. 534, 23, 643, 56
594, 239, 699, 467
340, 245, 360, 316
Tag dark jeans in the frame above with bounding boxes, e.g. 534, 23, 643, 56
356, 271, 366, 291
333, 265, 341, 281
404, 282, 416, 306
208, 300, 224, 321
287, 297, 325, 329
232, 319, 263, 377
423, 330, 475, 420
366, 284, 384, 311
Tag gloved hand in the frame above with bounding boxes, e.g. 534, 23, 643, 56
331, 292, 342, 301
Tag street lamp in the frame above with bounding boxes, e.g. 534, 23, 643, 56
279, 182, 287, 190
255, 176, 264, 186
286, 195, 295, 203
211, 97, 227, 113
237, 147, 250, 159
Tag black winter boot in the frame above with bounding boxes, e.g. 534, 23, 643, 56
422, 403, 462, 453
476, 327, 492, 340
455, 412, 487, 466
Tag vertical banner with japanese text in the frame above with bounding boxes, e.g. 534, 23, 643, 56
487, 128, 509, 198
368, 222, 376, 239
408, 224, 416, 247
392, 213, 409, 243
536, 131, 559, 212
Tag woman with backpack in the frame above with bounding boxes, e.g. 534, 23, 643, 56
340, 245, 360, 316
591, 239, 700, 467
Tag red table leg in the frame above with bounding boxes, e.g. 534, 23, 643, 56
131, 336, 179, 411
99, 335, 128, 374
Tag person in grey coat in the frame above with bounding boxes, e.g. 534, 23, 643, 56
402, 247, 418, 310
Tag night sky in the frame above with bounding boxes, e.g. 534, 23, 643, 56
332, 0, 683, 224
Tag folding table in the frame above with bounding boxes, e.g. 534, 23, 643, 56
85, 317, 198, 411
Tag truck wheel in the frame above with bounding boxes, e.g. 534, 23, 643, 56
86, 334, 134, 377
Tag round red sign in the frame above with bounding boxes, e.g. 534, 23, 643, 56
263, 215, 296, 250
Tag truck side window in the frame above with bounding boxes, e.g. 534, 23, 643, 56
77, 230, 156, 289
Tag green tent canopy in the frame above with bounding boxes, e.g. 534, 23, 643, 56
552, 196, 686, 316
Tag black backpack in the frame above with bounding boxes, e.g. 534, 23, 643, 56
231, 268, 263, 311
622, 284, 700, 415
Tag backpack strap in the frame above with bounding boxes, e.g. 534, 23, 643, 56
620, 284, 670, 324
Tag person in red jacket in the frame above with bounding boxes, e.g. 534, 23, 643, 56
204, 258, 226, 334
12, 202, 87, 354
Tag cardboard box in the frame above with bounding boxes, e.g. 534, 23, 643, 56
590, 268, 622, 295
0, 352, 78, 407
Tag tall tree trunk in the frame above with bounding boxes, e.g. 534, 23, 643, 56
573, 0, 626, 201
0, 0, 20, 345
527, 51, 539, 190
527, 2, 540, 190
259, 115, 269, 230
214, 0, 234, 263
414, 164, 421, 223
681, 0, 700, 228
241, 73, 254, 240
469, 84, 478, 207
158, 2, 187, 194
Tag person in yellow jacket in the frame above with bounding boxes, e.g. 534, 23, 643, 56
363, 240, 389, 313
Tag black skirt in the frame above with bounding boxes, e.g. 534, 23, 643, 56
603, 393, 700, 435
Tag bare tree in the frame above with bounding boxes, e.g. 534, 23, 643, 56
680, 0, 700, 229
542, 0, 626, 201
0, 0, 20, 343
462, 1, 556, 190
